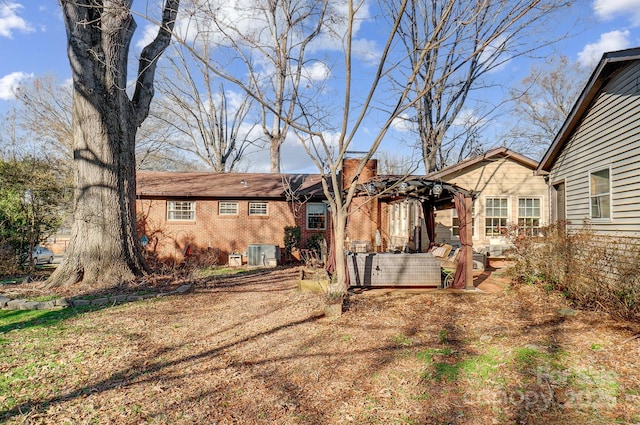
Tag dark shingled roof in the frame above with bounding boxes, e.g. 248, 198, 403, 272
136, 171, 326, 200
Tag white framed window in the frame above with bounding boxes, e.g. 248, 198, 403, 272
485, 197, 508, 236
391, 204, 400, 237
518, 197, 541, 236
219, 201, 238, 215
590, 168, 611, 220
452, 203, 475, 237
306, 203, 326, 230
249, 202, 268, 216
167, 201, 195, 221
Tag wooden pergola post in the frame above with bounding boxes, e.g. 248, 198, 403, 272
464, 195, 474, 290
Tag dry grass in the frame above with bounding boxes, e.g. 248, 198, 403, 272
1, 266, 640, 424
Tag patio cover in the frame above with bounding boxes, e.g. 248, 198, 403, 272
350, 177, 476, 290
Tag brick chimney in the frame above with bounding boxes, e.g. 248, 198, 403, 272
342, 157, 380, 252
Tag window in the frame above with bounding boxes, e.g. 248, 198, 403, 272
391, 204, 400, 237
306, 203, 326, 230
590, 168, 610, 219
518, 198, 541, 236
249, 202, 268, 216
167, 201, 195, 221
219, 201, 238, 215
452, 203, 475, 237
485, 197, 508, 236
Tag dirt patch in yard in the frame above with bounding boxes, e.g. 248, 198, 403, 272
1, 266, 640, 424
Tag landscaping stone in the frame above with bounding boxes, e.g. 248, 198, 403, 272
174, 284, 192, 294
55, 298, 70, 307
91, 297, 109, 305
38, 301, 57, 310
109, 294, 127, 303
0, 283, 194, 311
22, 301, 41, 310
127, 295, 144, 302
6, 299, 27, 310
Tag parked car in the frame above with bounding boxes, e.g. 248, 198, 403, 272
27, 246, 55, 265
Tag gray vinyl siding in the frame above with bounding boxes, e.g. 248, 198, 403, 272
548, 61, 640, 237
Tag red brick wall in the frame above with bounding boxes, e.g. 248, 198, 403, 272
342, 158, 380, 251
136, 198, 329, 263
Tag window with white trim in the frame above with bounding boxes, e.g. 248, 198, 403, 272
590, 168, 610, 219
306, 203, 326, 230
249, 202, 268, 216
219, 201, 238, 215
167, 201, 195, 221
485, 197, 508, 236
452, 203, 475, 237
518, 197, 541, 236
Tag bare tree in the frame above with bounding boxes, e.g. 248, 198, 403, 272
13, 75, 73, 163
48, 0, 180, 287
388, 0, 574, 172
508, 55, 587, 158
183, 0, 329, 172
377, 151, 418, 175
11, 74, 190, 171
289, 0, 432, 293
154, 43, 259, 172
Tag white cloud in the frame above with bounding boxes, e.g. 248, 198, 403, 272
452, 109, 484, 128
351, 38, 381, 64
594, 0, 640, 25
391, 113, 414, 133
0, 2, 34, 38
577, 30, 631, 68
302, 61, 331, 83
0, 71, 32, 100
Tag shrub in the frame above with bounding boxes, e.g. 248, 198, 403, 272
283, 226, 301, 255
306, 233, 325, 254
509, 223, 640, 321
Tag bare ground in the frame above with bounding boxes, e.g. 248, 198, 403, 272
1, 265, 640, 424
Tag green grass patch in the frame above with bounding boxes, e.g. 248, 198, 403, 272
418, 347, 503, 385
192, 266, 258, 278
394, 333, 413, 347
0, 305, 101, 334
458, 347, 502, 383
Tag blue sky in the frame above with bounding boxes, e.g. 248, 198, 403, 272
2, 1, 640, 173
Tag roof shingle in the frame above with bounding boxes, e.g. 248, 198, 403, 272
136, 171, 326, 199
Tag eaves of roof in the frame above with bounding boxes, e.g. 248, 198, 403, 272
425, 147, 538, 180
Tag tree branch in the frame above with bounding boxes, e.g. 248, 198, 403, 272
132, 0, 180, 127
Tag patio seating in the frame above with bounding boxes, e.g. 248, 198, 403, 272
299, 249, 323, 268
438, 248, 461, 288
430, 244, 453, 260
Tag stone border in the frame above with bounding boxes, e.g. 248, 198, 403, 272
0, 284, 192, 311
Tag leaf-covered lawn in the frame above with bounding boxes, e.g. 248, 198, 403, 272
1, 267, 639, 424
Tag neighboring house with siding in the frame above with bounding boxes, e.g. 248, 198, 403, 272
536, 47, 640, 237
421, 147, 548, 257
136, 171, 329, 263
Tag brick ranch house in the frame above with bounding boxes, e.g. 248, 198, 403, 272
135, 158, 411, 266
135, 171, 331, 265
136, 159, 482, 288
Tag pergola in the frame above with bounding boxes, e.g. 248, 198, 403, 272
352, 176, 477, 290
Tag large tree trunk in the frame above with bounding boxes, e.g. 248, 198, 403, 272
270, 139, 282, 173
331, 211, 348, 293
48, 91, 145, 286
48, 0, 179, 287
